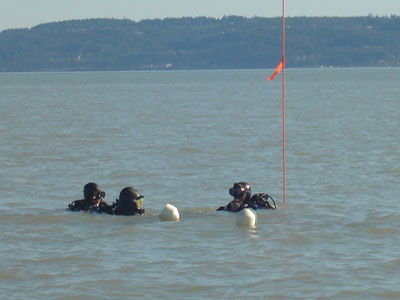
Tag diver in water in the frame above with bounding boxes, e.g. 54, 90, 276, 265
217, 182, 277, 212
112, 186, 145, 216
217, 182, 255, 212
68, 182, 113, 214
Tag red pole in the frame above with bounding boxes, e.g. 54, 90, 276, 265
282, 0, 286, 206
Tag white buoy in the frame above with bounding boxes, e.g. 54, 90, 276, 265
159, 203, 180, 222
236, 208, 257, 228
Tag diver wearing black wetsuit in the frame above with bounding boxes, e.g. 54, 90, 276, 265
217, 182, 254, 212
217, 182, 276, 212
68, 182, 113, 214
112, 187, 145, 216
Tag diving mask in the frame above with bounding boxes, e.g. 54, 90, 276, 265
93, 191, 105, 199
229, 182, 250, 198
134, 196, 144, 207
229, 186, 245, 198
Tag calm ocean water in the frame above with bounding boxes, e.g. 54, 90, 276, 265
0, 68, 399, 299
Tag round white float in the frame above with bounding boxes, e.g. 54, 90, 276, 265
236, 208, 257, 228
159, 203, 180, 222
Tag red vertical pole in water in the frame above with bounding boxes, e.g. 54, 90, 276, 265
282, 0, 287, 206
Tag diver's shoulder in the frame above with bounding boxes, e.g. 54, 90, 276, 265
216, 201, 242, 212
68, 199, 89, 211
97, 201, 114, 214
114, 207, 145, 216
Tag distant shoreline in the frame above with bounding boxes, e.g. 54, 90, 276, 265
1, 14, 398, 32
1, 16, 399, 72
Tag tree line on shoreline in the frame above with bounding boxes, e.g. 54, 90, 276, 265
0, 15, 399, 72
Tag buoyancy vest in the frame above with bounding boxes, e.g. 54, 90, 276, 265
68, 199, 114, 214
216, 200, 257, 212
216, 193, 276, 212
113, 203, 145, 216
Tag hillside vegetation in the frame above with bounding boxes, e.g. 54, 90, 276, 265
0, 16, 399, 72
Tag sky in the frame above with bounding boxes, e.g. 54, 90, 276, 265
1, 0, 400, 31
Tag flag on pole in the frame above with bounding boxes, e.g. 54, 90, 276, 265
267, 57, 285, 81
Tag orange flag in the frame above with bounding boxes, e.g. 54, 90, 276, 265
267, 57, 284, 81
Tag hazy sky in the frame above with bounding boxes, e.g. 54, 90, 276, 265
1, 0, 399, 31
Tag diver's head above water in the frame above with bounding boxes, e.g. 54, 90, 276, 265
68, 182, 108, 212
229, 182, 252, 203
117, 186, 144, 210
216, 182, 253, 212
83, 182, 105, 206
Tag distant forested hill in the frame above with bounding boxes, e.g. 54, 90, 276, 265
0, 16, 399, 72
